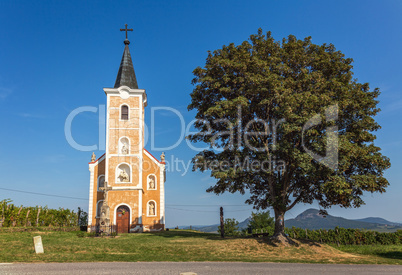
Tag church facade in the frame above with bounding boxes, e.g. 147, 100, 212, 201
87, 29, 166, 233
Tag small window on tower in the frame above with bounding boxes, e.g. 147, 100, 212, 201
121, 105, 129, 120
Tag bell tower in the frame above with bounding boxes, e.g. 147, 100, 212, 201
88, 25, 165, 233
103, 24, 146, 225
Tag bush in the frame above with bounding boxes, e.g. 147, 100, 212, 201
88, 231, 99, 237
218, 218, 240, 236
76, 231, 87, 238
247, 211, 274, 233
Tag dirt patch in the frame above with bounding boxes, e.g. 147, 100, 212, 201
200, 237, 365, 262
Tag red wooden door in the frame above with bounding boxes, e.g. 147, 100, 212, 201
116, 206, 130, 233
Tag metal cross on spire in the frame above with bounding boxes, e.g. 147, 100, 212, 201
120, 24, 133, 40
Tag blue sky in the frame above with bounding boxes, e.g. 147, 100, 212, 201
0, 0, 401, 227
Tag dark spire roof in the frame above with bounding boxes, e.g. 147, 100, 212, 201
114, 39, 138, 89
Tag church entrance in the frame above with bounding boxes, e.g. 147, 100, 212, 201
116, 205, 130, 233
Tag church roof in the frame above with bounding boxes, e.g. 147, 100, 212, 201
114, 39, 138, 89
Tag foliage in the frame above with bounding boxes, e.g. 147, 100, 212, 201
247, 211, 274, 232
0, 199, 80, 228
0, 226, 79, 233
218, 218, 240, 236
188, 29, 391, 236
88, 231, 99, 237
78, 209, 88, 227
284, 227, 402, 245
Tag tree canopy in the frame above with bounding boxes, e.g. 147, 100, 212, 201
188, 29, 390, 239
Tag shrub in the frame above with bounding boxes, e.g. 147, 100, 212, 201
76, 231, 86, 238
218, 218, 240, 236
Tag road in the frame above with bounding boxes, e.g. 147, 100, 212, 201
0, 262, 401, 274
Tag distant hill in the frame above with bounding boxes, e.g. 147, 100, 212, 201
179, 209, 402, 233
285, 209, 402, 232
353, 217, 402, 226
238, 217, 251, 230
183, 217, 251, 233
191, 224, 219, 233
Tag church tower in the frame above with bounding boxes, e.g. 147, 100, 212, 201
88, 25, 166, 233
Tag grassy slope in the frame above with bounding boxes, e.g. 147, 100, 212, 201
0, 229, 400, 264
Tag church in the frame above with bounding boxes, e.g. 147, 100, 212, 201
87, 25, 166, 233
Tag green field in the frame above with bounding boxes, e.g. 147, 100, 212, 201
0, 229, 401, 264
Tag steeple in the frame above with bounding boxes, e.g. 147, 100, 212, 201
114, 25, 138, 89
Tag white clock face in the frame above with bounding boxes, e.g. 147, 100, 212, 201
120, 90, 129, 99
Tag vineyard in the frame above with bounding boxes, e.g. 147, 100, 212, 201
248, 226, 402, 245
2, 198, 402, 246
0, 199, 86, 229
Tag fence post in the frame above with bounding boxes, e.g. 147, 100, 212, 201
336, 228, 340, 247
36, 207, 41, 227
319, 229, 322, 243
25, 210, 30, 227
220, 207, 224, 238
0, 203, 4, 228
16, 206, 22, 226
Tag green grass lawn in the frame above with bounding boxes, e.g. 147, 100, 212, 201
334, 244, 402, 262
0, 229, 401, 264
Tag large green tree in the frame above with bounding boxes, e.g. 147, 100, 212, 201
187, 29, 390, 241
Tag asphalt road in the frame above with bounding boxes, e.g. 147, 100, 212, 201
1, 262, 402, 275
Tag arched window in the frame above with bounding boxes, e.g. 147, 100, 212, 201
147, 201, 157, 216
97, 175, 105, 191
121, 105, 129, 120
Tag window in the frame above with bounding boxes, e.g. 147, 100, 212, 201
97, 175, 105, 191
121, 105, 129, 120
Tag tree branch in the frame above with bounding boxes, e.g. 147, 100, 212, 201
286, 194, 303, 211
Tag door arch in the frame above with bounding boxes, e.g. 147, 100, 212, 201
116, 205, 130, 233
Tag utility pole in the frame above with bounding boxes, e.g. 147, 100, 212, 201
220, 207, 224, 238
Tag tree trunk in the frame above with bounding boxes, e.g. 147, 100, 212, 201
273, 208, 285, 237
270, 208, 295, 245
